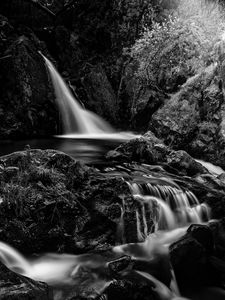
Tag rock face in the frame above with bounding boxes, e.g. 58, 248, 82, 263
0, 261, 53, 300
82, 64, 118, 124
150, 64, 225, 167
0, 16, 58, 138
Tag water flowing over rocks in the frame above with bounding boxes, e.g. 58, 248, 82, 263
0, 260, 53, 300
0, 149, 161, 254
1, 141, 225, 299
106, 132, 225, 221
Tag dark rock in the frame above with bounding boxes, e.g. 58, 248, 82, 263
109, 134, 167, 165
103, 279, 156, 300
0, 1, 55, 31
187, 224, 214, 254
82, 64, 118, 124
0, 149, 160, 253
0, 261, 53, 300
108, 256, 131, 274
0, 17, 58, 138
107, 132, 207, 176
170, 224, 221, 294
117, 60, 166, 130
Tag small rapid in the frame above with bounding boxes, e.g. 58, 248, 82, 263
0, 170, 214, 300
126, 178, 210, 233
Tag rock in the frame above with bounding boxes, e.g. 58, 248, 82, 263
109, 134, 168, 165
170, 224, 222, 294
108, 256, 131, 274
0, 261, 53, 300
0, 149, 160, 253
107, 132, 207, 176
103, 279, 156, 300
82, 64, 118, 124
0, 17, 58, 138
118, 60, 166, 130
150, 62, 225, 167
187, 224, 214, 254
166, 149, 207, 176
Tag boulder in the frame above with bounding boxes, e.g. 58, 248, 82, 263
0, 149, 159, 253
107, 132, 207, 176
170, 224, 221, 294
82, 64, 118, 124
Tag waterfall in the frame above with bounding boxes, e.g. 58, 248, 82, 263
127, 178, 210, 233
42, 54, 114, 135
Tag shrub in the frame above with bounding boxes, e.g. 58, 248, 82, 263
131, 0, 225, 91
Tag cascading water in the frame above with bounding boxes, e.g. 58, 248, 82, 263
0, 55, 216, 300
42, 54, 114, 135
127, 178, 210, 233
0, 173, 212, 300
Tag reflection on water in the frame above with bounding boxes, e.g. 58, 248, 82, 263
0, 133, 135, 164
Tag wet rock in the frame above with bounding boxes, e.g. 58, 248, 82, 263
107, 132, 207, 176
109, 134, 167, 165
0, 261, 53, 300
108, 256, 131, 274
166, 149, 207, 177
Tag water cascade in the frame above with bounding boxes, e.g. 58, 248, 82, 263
42, 54, 114, 135
0, 231, 189, 300
127, 179, 210, 232
0, 174, 213, 299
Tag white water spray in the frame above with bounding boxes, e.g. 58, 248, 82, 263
42, 55, 113, 135
127, 178, 210, 233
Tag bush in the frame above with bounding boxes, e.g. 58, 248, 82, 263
131, 0, 225, 92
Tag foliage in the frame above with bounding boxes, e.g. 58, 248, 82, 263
131, 0, 225, 91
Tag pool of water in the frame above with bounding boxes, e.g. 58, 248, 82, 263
0, 134, 133, 164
